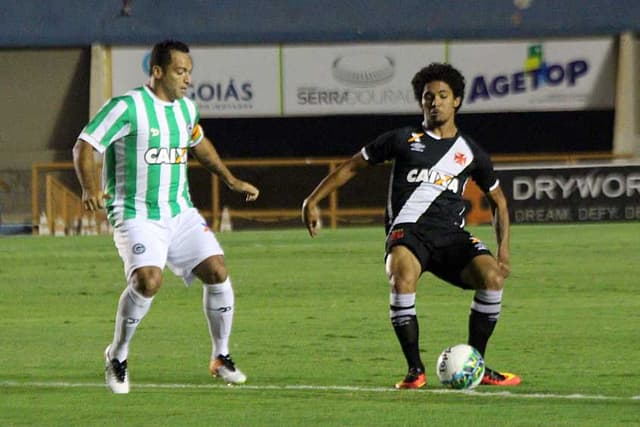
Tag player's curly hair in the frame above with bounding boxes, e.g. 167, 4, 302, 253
149, 40, 190, 76
411, 63, 465, 111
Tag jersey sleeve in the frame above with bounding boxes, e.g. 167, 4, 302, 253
190, 123, 205, 146
78, 97, 132, 154
361, 129, 400, 165
181, 98, 204, 147
470, 141, 499, 193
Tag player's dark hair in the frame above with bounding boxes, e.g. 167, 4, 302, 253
411, 63, 465, 111
149, 40, 190, 76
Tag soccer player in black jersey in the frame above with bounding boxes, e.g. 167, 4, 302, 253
302, 63, 521, 388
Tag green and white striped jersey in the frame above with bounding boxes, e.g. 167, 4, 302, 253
79, 85, 204, 226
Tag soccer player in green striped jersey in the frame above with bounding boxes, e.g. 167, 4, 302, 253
73, 40, 260, 394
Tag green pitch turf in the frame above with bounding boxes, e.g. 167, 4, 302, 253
1, 223, 639, 426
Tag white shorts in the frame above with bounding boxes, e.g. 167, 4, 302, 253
113, 208, 223, 285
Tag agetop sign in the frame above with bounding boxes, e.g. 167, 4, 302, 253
450, 38, 616, 112
498, 164, 640, 223
111, 46, 280, 117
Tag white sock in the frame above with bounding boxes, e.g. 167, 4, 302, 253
203, 277, 234, 359
470, 289, 503, 321
389, 292, 417, 319
109, 285, 153, 362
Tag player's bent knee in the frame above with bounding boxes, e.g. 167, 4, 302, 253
483, 269, 504, 291
193, 255, 227, 284
131, 267, 163, 296
388, 274, 417, 294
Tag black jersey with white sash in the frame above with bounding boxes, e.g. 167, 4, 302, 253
361, 125, 499, 234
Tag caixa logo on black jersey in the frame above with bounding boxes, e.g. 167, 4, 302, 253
406, 168, 460, 193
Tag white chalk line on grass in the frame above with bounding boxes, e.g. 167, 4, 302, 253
1, 380, 638, 402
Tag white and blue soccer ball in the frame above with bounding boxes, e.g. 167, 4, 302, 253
436, 344, 485, 390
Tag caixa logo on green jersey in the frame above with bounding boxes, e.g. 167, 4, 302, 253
144, 147, 188, 164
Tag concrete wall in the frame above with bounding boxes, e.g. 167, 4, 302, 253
0, 48, 90, 167
0, 48, 89, 224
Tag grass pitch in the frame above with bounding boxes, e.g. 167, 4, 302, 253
1, 223, 639, 426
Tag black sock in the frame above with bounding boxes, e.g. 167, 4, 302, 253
468, 310, 497, 357
391, 315, 424, 372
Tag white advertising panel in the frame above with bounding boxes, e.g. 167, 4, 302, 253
449, 38, 616, 113
111, 46, 281, 117
111, 38, 616, 117
282, 43, 446, 115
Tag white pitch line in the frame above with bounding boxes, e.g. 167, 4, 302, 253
1, 380, 638, 401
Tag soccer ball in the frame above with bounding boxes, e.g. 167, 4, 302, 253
436, 344, 485, 390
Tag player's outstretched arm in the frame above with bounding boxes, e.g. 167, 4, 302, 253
486, 185, 511, 278
191, 137, 260, 202
72, 139, 109, 211
302, 152, 369, 237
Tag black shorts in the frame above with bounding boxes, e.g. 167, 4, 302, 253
385, 224, 493, 289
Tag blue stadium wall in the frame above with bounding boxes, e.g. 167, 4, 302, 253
2, 0, 639, 46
